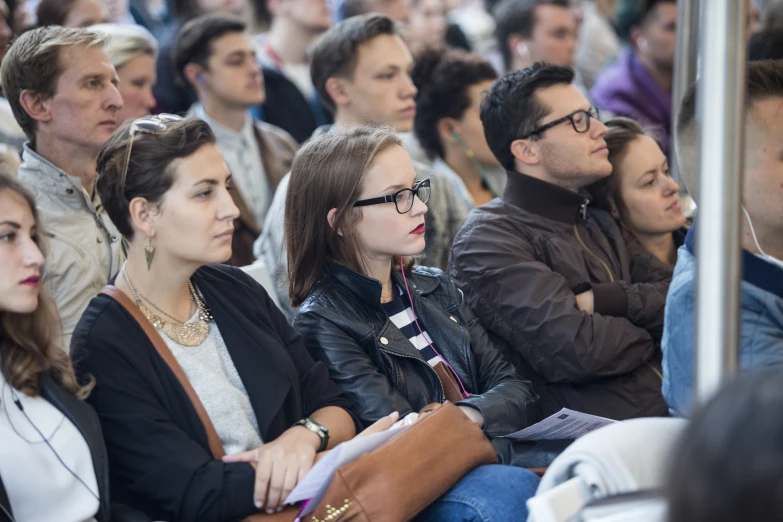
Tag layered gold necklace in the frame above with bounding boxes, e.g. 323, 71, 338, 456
121, 267, 213, 346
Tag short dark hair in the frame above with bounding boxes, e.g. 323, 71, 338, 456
615, 0, 676, 41
172, 13, 247, 88
96, 118, 216, 240
412, 49, 497, 159
675, 59, 783, 201
310, 14, 398, 113
667, 368, 783, 522
338, 0, 371, 20
493, 0, 569, 71
169, 0, 204, 21
761, 0, 783, 31
36, 0, 77, 27
748, 28, 783, 61
480, 62, 574, 170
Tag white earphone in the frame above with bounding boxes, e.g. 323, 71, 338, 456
742, 205, 783, 270
516, 41, 530, 59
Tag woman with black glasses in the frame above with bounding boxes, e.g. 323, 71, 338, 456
287, 126, 543, 474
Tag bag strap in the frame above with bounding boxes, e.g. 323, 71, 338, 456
98, 285, 226, 460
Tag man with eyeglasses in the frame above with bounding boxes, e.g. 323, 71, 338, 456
449, 63, 672, 420
1, 26, 125, 349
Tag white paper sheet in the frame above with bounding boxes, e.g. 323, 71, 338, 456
502, 408, 615, 441
284, 425, 408, 514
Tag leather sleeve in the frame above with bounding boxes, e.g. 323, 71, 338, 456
449, 221, 657, 384
453, 286, 541, 436
620, 228, 674, 340
294, 307, 417, 430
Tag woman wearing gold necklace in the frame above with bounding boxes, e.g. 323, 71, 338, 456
69, 117, 377, 521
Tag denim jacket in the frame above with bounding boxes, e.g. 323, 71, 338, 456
662, 224, 783, 416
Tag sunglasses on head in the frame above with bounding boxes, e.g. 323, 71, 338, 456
119, 113, 183, 201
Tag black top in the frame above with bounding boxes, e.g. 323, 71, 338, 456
255, 67, 333, 144
71, 264, 356, 522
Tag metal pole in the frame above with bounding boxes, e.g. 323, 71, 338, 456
694, 0, 747, 406
670, 0, 700, 191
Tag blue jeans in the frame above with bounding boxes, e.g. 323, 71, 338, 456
415, 465, 540, 522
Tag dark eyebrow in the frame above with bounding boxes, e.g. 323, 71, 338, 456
0, 221, 20, 228
383, 183, 406, 192
193, 179, 219, 187
225, 50, 249, 60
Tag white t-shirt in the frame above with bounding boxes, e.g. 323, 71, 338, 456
0, 372, 99, 522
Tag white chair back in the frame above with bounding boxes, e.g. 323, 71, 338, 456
240, 260, 282, 308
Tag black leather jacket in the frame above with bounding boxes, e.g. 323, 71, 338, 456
294, 263, 540, 442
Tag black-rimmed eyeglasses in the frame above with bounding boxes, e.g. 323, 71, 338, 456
120, 113, 183, 201
519, 106, 600, 140
353, 178, 431, 214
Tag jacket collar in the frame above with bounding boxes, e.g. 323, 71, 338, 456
503, 170, 591, 224
38, 373, 110, 522
685, 219, 783, 300
0, 474, 11, 522
17, 144, 98, 213
327, 262, 440, 311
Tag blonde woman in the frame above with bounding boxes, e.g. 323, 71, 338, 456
91, 23, 159, 124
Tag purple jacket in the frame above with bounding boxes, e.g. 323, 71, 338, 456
590, 49, 673, 157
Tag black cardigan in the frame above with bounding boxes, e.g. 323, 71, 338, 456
70, 265, 356, 522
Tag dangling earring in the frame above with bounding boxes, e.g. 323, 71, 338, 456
145, 237, 156, 270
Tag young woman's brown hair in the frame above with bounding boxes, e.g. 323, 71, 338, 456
285, 125, 409, 306
0, 171, 92, 398
589, 116, 651, 219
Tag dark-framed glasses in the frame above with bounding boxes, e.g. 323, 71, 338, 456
120, 113, 183, 200
520, 106, 600, 140
353, 178, 431, 214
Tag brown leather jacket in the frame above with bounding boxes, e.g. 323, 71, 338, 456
229, 121, 298, 266
448, 171, 672, 420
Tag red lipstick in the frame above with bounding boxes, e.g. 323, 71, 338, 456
411, 224, 425, 235
21, 275, 40, 287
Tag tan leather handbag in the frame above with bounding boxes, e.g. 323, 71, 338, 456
100, 285, 498, 522
308, 402, 498, 522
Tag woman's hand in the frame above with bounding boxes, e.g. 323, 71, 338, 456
222, 426, 320, 513
575, 290, 595, 314
223, 412, 400, 512
458, 406, 485, 427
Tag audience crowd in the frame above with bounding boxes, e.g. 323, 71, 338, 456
1, 0, 783, 521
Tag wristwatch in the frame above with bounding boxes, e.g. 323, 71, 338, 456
293, 417, 330, 452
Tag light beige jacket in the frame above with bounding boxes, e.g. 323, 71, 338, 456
17, 145, 125, 350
